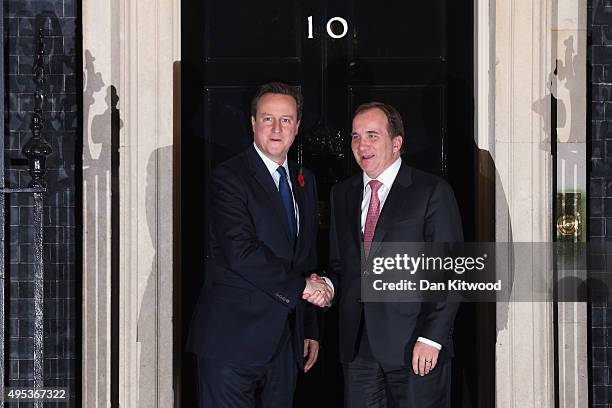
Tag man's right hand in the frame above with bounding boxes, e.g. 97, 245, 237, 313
303, 276, 333, 307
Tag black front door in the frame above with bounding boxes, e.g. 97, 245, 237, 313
181, 1, 479, 406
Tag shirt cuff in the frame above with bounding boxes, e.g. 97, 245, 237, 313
417, 337, 442, 350
322, 277, 334, 294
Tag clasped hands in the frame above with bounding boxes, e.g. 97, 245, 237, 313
302, 273, 333, 307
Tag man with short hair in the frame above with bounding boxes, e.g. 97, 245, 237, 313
187, 82, 333, 407
326, 102, 463, 407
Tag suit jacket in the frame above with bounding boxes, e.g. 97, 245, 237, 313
186, 145, 319, 368
328, 161, 463, 367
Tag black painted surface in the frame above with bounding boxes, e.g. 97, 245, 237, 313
3, 0, 79, 405
181, 0, 478, 406
589, 1, 612, 407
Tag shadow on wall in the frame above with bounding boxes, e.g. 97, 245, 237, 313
138, 145, 174, 406
555, 34, 585, 144
476, 148, 511, 333
82, 49, 122, 407
532, 33, 584, 147
488, 24, 584, 343
84, 48, 173, 406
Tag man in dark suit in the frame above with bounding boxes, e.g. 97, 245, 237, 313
325, 102, 463, 407
186, 82, 334, 407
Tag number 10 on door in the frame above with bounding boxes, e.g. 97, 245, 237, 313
307, 16, 349, 39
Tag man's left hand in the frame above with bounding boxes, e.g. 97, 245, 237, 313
412, 341, 439, 376
303, 339, 320, 372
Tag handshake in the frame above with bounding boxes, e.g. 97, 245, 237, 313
303, 273, 334, 307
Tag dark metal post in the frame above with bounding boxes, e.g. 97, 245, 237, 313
0, 23, 51, 407
0, 0, 5, 399
21, 30, 52, 407
23, 31, 53, 188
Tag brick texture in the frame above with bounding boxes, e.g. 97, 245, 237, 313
3, 0, 79, 405
590, 1, 612, 406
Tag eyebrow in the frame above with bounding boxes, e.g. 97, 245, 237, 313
259, 112, 295, 119
352, 129, 380, 135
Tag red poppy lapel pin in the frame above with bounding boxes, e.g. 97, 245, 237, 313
297, 167, 305, 188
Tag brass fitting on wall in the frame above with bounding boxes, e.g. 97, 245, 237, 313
555, 193, 581, 242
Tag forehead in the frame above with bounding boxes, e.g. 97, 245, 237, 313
352, 108, 389, 130
256, 93, 297, 115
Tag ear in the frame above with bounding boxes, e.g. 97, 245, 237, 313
393, 136, 403, 152
251, 115, 256, 131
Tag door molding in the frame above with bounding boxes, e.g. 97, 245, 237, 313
476, 0, 588, 406
79, 0, 588, 405
81, 0, 180, 406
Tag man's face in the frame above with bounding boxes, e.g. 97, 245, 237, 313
351, 108, 403, 179
251, 93, 300, 165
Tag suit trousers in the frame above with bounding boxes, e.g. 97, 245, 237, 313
343, 320, 451, 408
197, 331, 298, 408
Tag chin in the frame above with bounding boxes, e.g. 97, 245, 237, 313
361, 163, 375, 173
269, 148, 285, 157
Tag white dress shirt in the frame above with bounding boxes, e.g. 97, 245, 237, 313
253, 143, 299, 234
253, 144, 334, 294
360, 157, 441, 351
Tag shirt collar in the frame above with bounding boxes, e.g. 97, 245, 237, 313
253, 142, 289, 177
362, 157, 402, 190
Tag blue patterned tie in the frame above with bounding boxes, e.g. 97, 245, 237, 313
277, 166, 297, 240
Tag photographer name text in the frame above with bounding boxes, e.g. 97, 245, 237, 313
372, 279, 502, 291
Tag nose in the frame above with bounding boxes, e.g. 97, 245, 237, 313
358, 138, 371, 150
272, 119, 281, 133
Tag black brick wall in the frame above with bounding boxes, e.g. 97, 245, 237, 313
590, 1, 612, 407
4, 0, 79, 405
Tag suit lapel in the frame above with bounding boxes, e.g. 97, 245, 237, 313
348, 176, 364, 261
289, 162, 305, 253
368, 162, 413, 259
246, 146, 292, 242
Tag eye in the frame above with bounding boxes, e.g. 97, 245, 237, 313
281, 118, 291, 124
262, 117, 272, 122
351, 134, 359, 140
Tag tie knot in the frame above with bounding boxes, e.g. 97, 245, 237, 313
369, 179, 383, 194
277, 166, 288, 179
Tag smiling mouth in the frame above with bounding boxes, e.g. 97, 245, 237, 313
362, 154, 374, 160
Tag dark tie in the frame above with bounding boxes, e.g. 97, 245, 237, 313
277, 166, 297, 240
363, 179, 383, 257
